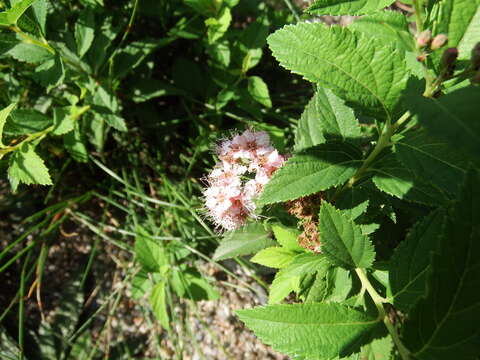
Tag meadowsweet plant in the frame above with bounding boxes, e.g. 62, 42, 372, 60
211, 1, 480, 359
204, 129, 285, 230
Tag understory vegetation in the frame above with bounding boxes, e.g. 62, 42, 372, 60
1, 0, 479, 359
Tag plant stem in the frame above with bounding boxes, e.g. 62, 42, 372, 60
412, 0, 424, 33
355, 268, 411, 360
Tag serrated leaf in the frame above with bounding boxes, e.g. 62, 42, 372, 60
150, 281, 170, 330
258, 142, 362, 206
402, 169, 480, 360
389, 210, 445, 312
237, 303, 382, 359
32, 54, 65, 87
131, 269, 161, 300
372, 153, 449, 205
75, 7, 95, 57
269, 269, 300, 304
295, 87, 361, 151
307, 0, 395, 15
134, 226, 168, 272
247, 76, 272, 108
268, 24, 410, 120
7, 37, 53, 64
64, 124, 88, 163
348, 11, 413, 51
0, 33, 20, 54
407, 86, 480, 162
213, 223, 275, 260
251, 247, 297, 269
0, 103, 16, 147
319, 202, 375, 269
8, 143, 52, 191
395, 130, 468, 195
435, 0, 480, 59
272, 224, 303, 251
0, 0, 37, 25
345, 336, 393, 360
52, 107, 75, 135
335, 185, 370, 220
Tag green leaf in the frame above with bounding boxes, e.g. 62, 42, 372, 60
0, 0, 38, 26
32, 54, 65, 87
402, 169, 480, 359
64, 123, 88, 163
150, 281, 170, 330
213, 223, 275, 260
295, 87, 361, 151
307, 0, 395, 15
0, 33, 20, 54
75, 7, 95, 57
435, 0, 480, 59
372, 153, 449, 206
407, 86, 480, 162
269, 269, 300, 304
237, 303, 382, 359
348, 11, 413, 51
267, 24, 410, 120
251, 247, 297, 269
271, 224, 303, 251
170, 267, 219, 301
258, 142, 362, 206
7, 38, 53, 64
395, 130, 468, 195
52, 107, 75, 136
205, 6, 231, 44
0, 104, 16, 147
344, 336, 393, 360
131, 269, 161, 300
268, 253, 330, 304
334, 185, 370, 220
389, 210, 445, 312
8, 143, 52, 191
247, 76, 272, 108
3, 108, 52, 135
134, 226, 168, 273
32, 0, 48, 34
319, 202, 375, 269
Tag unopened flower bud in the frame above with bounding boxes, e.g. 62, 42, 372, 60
431, 34, 447, 50
416, 30, 432, 48
471, 43, 480, 70
440, 47, 458, 78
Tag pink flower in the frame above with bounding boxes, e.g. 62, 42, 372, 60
203, 129, 285, 231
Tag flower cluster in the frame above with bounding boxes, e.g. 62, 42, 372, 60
203, 130, 285, 230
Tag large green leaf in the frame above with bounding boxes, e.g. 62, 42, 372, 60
258, 142, 362, 206
251, 247, 298, 269
307, 0, 395, 15
395, 130, 469, 195
237, 303, 382, 359
319, 202, 375, 269
372, 153, 449, 206
247, 76, 272, 108
402, 169, 480, 360
295, 87, 361, 151
268, 24, 410, 120
8, 143, 52, 191
435, 0, 480, 59
407, 86, 480, 162
389, 210, 445, 311
7, 36, 53, 64
213, 223, 275, 260
4, 108, 52, 135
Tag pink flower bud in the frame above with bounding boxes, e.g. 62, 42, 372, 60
431, 34, 447, 50
416, 30, 432, 48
